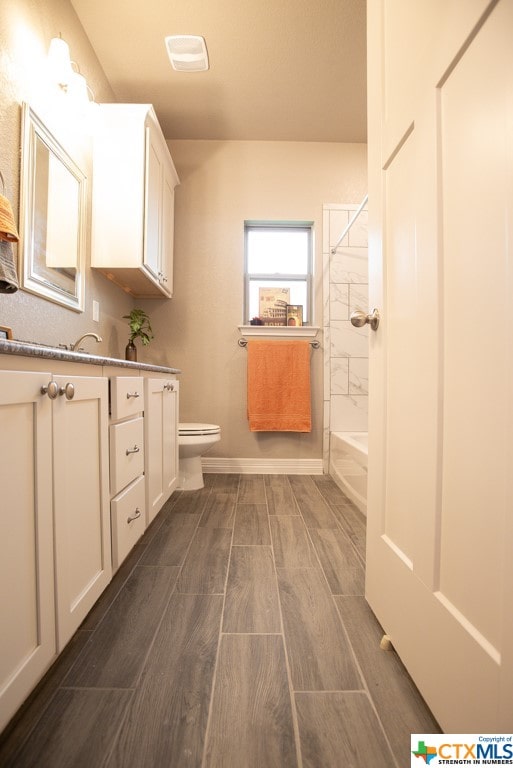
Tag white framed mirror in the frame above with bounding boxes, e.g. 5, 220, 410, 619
20, 103, 87, 311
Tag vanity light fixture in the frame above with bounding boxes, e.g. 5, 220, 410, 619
48, 36, 73, 89
165, 35, 209, 72
47, 37, 96, 116
68, 68, 88, 107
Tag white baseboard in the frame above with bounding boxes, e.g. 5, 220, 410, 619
202, 457, 324, 475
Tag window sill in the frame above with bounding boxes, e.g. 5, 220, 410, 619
238, 325, 320, 338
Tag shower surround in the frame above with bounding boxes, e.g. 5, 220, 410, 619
323, 203, 369, 471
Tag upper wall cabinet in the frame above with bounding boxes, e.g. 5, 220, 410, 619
91, 104, 179, 298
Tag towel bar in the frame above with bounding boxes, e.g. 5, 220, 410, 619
238, 337, 320, 349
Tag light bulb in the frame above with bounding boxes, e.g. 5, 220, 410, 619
48, 37, 73, 89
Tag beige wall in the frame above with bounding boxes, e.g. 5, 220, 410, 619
140, 140, 367, 460
0, 0, 133, 356
1, 0, 367, 461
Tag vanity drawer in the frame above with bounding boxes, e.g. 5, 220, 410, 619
110, 376, 143, 421
109, 416, 144, 495
111, 475, 145, 570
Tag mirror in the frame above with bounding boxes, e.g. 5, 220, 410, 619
20, 103, 86, 311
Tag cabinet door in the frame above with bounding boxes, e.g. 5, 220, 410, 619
160, 166, 175, 297
143, 122, 162, 284
91, 104, 178, 298
144, 377, 179, 525
0, 371, 55, 733
162, 379, 179, 497
52, 375, 111, 650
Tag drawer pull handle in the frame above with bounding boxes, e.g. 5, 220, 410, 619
164, 382, 174, 391
126, 445, 140, 455
127, 507, 142, 524
126, 392, 140, 399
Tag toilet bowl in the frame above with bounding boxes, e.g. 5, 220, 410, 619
178, 423, 221, 490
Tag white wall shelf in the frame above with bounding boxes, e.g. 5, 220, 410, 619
238, 325, 320, 338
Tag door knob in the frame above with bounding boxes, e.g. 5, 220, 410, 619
350, 308, 380, 331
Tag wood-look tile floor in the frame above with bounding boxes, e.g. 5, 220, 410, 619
0, 474, 440, 768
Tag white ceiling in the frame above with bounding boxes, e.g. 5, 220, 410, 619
70, 0, 367, 143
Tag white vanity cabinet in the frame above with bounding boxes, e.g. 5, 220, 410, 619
109, 376, 146, 571
0, 371, 55, 734
144, 376, 179, 524
0, 367, 111, 732
0, 349, 180, 732
91, 104, 179, 298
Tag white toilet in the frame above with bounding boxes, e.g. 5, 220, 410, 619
178, 422, 221, 490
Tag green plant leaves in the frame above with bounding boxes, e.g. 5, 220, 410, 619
123, 308, 154, 346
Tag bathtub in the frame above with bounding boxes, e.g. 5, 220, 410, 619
329, 431, 368, 515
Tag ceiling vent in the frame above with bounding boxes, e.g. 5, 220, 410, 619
165, 35, 209, 72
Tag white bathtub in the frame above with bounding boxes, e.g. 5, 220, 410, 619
329, 431, 368, 515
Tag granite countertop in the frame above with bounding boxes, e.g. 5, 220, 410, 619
0, 339, 181, 375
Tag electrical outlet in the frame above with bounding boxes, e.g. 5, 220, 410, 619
93, 300, 100, 322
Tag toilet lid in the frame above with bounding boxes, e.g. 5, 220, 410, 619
179, 422, 220, 436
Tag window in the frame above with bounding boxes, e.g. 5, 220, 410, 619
244, 221, 313, 324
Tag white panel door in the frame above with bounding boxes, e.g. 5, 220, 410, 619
52, 374, 111, 650
0, 371, 55, 732
366, 0, 513, 730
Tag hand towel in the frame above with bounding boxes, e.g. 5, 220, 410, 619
0, 194, 19, 242
0, 239, 19, 293
247, 340, 311, 432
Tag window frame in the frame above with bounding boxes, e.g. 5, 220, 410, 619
243, 220, 314, 325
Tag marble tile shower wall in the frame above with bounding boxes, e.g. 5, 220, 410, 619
322, 204, 369, 468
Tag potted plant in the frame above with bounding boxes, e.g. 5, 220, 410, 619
123, 308, 154, 361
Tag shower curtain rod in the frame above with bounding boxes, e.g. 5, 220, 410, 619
330, 194, 368, 254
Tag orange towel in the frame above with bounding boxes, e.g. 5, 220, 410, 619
0, 194, 19, 243
247, 340, 311, 432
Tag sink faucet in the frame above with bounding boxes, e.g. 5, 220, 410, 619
70, 332, 103, 352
